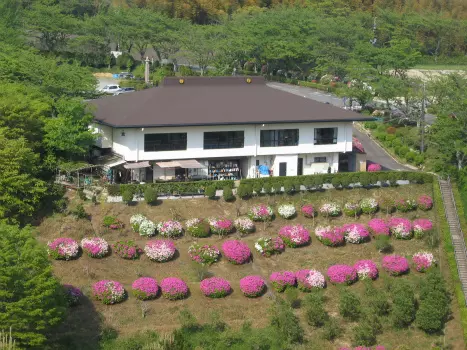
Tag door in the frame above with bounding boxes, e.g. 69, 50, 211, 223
297, 158, 303, 176
279, 162, 287, 176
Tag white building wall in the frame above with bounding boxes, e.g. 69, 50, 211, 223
92, 123, 113, 149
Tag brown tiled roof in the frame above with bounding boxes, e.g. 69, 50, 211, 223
90, 76, 373, 127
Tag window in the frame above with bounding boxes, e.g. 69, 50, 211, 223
314, 127, 337, 145
203, 131, 244, 149
314, 157, 327, 163
144, 133, 187, 152
260, 129, 299, 147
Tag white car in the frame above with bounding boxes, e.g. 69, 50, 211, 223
100, 84, 120, 94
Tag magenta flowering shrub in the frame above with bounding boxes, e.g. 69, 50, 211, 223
81, 237, 109, 258
417, 195, 433, 211
354, 260, 378, 280
208, 218, 234, 236
382, 255, 409, 276
254, 237, 285, 257
160, 277, 189, 300
367, 219, 390, 236
269, 271, 296, 292
63, 284, 83, 306
412, 252, 436, 272
278, 224, 310, 248
388, 217, 412, 239
144, 240, 176, 262
412, 218, 433, 239
222, 240, 251, 264
200, 277, 231, 298
47, 238, 79, 260
301, 204, 315, 218
239, 275, 266, 297
157, 220, 183, 238
295, 269, 326, 291
132, 277, 159, 300
395, 198, 417, 212
342, 223, 370, 244
327, 264, 357, 285
368, 163, 382, 172
188, 243, 220, 265
314, 226, 345, 247
113, 240, 142, 260
92, 280, 126, 304
248, 204, 274, 221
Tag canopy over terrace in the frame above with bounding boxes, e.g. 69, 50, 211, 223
156, 159, 206, 169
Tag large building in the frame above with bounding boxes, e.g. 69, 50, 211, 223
90, 76, 371, 183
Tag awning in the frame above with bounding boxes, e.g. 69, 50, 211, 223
155, 159, 206, 169
107, 159, 126, 168
156, 161, 180, 168
124, 161, 151, 169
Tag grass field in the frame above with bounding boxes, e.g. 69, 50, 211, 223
38, 184, 465, 349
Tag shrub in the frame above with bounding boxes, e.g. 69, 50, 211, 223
144, 240, 176, 262
188, 243, 220, 265
322, 317, 341, 341
412, 252, 436, 272
374, 235, 392, 253
360, 198, 378, 214
63, 284, 83, 306
269, 271, 296, 292
248, 204, 273, 221
301, 204, 315, 218
116, 52, 135, 70
315, 226, 345, 247
278, 225, 310, 247
399, 146, 409, 157
93, 280, 125, 304
339, 289, 361, 321
304, 291, 328, 327
132, 277, 159, 300
106, 184, 120, 196
157, 220, 183, 238
200, 277, 231, 298
417, 195, 433, 210
77, 188, 87, 201
395, 198, 417, 212
185, 218, 210, 237
252, 181, 263, 195
379, 197, 395, 213
138, 219, 157, 237
343, 223, 370, 244
205, 185, 217, 199
388, 217, 412, 239
405, 151, 416, 162
254, 236, 285, 257
263, 181, 273, 194
208, 218, 233, 236
160, 277, 189, 300
234, 217, 255, 234
328, 265, 358, 285
367, 218, 390, 236
72, 203, 87, 219
222, 186, 234, 201
113, 240, 142, 259
240, 275, 265, 297
382, 255, 409, 276
222, 240, 251, 264
237, 184, 253, 199
354, 260, 378, 280
47, 238, 79, 260
81, 237, 109, 258
343, 202, 361, 217
130, 214, 146, 232
319, 202, 341, 217
365, 284, 390, 316
269, 299, 304, 343
103, 215, 124, 229
391, 281, 416, 328
367, 163, 382, 172
121, 187, 135, 204
144, 187, 157, 204
386, 126, 396, 134
412, 218, 433, 239
352, 323, 377, 347
278, 204, 296, 219
295, 269, 326, 291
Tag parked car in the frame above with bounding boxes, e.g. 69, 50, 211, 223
113, 87, 135, 95
100, 84, 120, 94
118, 72, 134, 79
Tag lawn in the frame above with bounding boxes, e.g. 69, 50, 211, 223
38, 184, 465, 349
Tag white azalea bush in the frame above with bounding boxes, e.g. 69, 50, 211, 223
139, 219, 157, 237
130, 214, 147, 233
319, 203, 341, 217
360, 198, 379, 214
234, 217, 255, 234
278, 204, 296, 219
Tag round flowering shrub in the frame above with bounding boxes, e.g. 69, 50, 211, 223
319, 203, 341, 217
412, 218, 433, 239
417, 195, 433, 211
144, 240, 176, 262
379, 197, 396, 214
295, 269, 326, 291
327, 265, 357, 285
315, 226, 345, 247
208, 218, 234, 236
130, 214, 146, 233
367, 219, 390, 236
103, 215, 124, 229
139, 219, 157, 237
132, 277, 159, 300
354, 260, 378, 280
200, 277, 231, 298
360, 198, 379, 214
368, 163, 382, 172
278, 204, 296, 219
93, 280, 126, 304
412, 252, 436, 272
343, 202, 361, 217
239, 275, 265, 297
255, 237, 285, 257
248, 204, 274, 221
382, 255, 409, 276
63, 284, 83, 306
395, 198, 417, 212
234, 217, 255, 234
113, 240, 142, 260
343, 223, 370, 244
222, 240, 251, 264
278, 225, 310, 248
270, 271, 296, 292
188, 243, 220, 265
185, 218, 210, 237
48, 238, 79, 260
301, 204, 315, 218
157, 220, 183, 238
81, 237, 109, 258
388, 217, 412, 239
160, 277, 188, 300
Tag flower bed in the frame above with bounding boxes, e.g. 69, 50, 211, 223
354, 260, 378, 280
412, 252, 436, 272
379, 197, 396, 213
301, 204, 315, 218
278, 204, 296, 219
278, 225, 310, 247
185, 218, 210, 237
239, 275, 265, 297
208, 218, 234, 236
269, 271, 296, 292
130, 214, 146, 233
254, 237, 285, 257
200, 277, 231, 298
412, 218, 433, 239
343, 223, 370, 244
315, 226, 345, 247
382, 255, 409, 276
234, 217, 255, 234
93, 280, 125, 304
188, 243, 220, 265
367, 219, 390, 236
160, 277, 188, 300
139, 219, 157, 237
48, 238, 79, 260
103, 216, 124, 229
81, 237, 109, 258
113, 240, 142, 260
222, 240, 251, 264
132, 277, 159, 300
157, 220, 183, 238
368, 163, 382, 172
144, 240, 176, 262
417, 195, 433, 211
295, 269, 326, 291
248, 204, 274, 221
360, 198, 378, 214
395, 198, 417, 212
343, 202, 361, 217
63, 284, 83, 306
319, 203, 341, 217
327, 265, 357, 285
388, 217, 412, 239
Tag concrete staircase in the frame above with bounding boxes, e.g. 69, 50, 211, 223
439, 179, 467, 305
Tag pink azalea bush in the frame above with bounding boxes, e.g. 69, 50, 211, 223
113, 240, 142, 260
188, 243, 220, 265
315, 226, 345, 247
254, 237, 285, 257
412, 218, 433, 239
412, 252, 436, 272
81, 237, 109, 258
208, 218, 234, 236
354, 260, 378, 280
417, 195, 433, 211
388, 217, 412, 239
301, 204, 315, 218
93, 280, 126, 304
144, 240, 176, 262
395, 198, 417, 212
48, 238, 79, 260
368, 163, 382, 172
342, 223, 370, 244
239, 275, 265, 297
157, 220, 183, 238
269, 271, 296, 292
382, 255, 409, 276
200, 277, 231, 298
132, 277, 159, 300
222, 240, 251, 264
327, 264, 357, 285
248, 204, 274, 221
278, 224, 311, 248
160, 277, 189, 300
367, 219, 390, 236
234, 217, 255, 234
63, 284, 83, 306
295, 269, 326, 291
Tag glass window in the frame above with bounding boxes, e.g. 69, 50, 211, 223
314, 156, 327, 162
314, 128, 337, 145
260, 129, 299, 147
144, 133, 187, 152
203, 131, 244, 149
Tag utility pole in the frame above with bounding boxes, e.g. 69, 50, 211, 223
420, 82, 426, 153
144, 56, 150, 84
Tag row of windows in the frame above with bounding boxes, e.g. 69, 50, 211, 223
143, 128, 338, 152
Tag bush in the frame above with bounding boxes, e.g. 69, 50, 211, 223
339, 289, 361, 321
144, 187, 157, 205
391, 281, 416, 328
186, 218, 210, 237
77, 188, 87, 201
237, 184, 253, 199
204, 185, 216, 199
387, 126, 397, 134
121, 188, 135, 204
116, 53, 135, 70
366, 286, 390, 316
263, 181, 273, 194
269, 299, 304, 343
352, 323, 377, 347
106, 184, 120, 196
405, 151, 417, 162
252, 181, 263, 195
364, 122, 378, 129
414, 154, 424, 165
304, 291, 328, 327
223, 186, 234, 202
374, 235, 392, 252
399, 146, 409, 157
321, 317, 341, 341
72, 203, 87, 219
